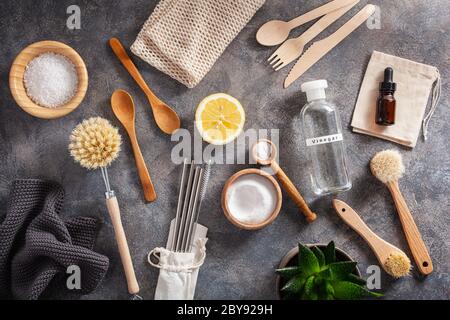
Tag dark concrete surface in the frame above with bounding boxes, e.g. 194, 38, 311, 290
0, 0, 449, 300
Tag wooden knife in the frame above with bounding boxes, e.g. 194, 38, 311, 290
284, 4, 376, 88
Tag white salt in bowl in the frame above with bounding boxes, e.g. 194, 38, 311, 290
222, 169, 282, 230
9, 40, 88, 119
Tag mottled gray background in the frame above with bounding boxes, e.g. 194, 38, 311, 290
0, 0, 449, 300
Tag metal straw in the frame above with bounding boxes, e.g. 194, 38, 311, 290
178, 167, 201, 252
171, 159, 188, 251
186, 160, 211, 250
181, 168, 203, 252
170, 160, 211, 253
174, 160, 195, 251
187, 160, 211, 250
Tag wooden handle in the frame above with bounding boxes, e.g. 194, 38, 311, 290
322, 4, 375, 48
288, 0, 357, 28
271, 162, 317, 222
106, 196, 140, 294
109, 38, 157, 101
387, 181, 433, 275
332, 199, 401, 264
299, 0, 359, 44
128, 130, 157, 202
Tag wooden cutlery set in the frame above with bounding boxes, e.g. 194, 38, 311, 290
256, 0, 376, 88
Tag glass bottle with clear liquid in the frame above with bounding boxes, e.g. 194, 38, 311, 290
300, 80, 351, 195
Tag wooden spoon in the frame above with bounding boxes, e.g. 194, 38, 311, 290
256, 0, 357, 46
109, 38, 181, 134
252, 139, 317, 222
111, 89, 157, 202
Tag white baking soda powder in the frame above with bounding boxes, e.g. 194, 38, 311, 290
226, 174, 277, 224
256, 141, 272, 160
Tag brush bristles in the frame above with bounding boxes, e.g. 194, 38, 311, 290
69, 117, 121, 170
384, 252, 411, 278
370, 149, 405, 184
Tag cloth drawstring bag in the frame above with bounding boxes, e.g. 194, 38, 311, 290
351, 51, 441, 148
148, 219, 208, 300
131, 0, 265, 88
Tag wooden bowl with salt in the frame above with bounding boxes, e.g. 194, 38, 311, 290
9, 40, 88, 119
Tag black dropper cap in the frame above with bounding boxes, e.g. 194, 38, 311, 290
380, 67, 396, 92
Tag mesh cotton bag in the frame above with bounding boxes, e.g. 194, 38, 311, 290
131, 0, 265, 88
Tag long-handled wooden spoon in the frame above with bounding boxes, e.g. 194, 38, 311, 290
111, 89, 157, 202
252, 139, 317, 222
109, 38, 181, 134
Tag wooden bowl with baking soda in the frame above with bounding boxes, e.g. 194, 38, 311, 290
9, 40, 88, 119
222, 169, 282, 230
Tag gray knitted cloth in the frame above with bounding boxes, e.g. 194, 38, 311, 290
0, 179, 109, 299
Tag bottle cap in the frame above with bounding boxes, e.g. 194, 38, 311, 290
380, 67, 396, 92
301, 80, 328, 102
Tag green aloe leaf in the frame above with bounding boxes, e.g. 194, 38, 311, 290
325, 281, 335, 296
324, 241, 336, 264
311, 246, 325, 268
346, 273, 367, 286
316, 279, 334, 300
298, 243, 320, 276
333, 281, 383, 300
317, 267, 332, 280
282, 274, 307, 294
328, 261, 358, 280
276, 266, 302, 279
301, 276, 318, 300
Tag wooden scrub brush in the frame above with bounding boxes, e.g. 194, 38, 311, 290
69, 117, 141, 298
333, 200, 411, 278
370, 149, 433, 275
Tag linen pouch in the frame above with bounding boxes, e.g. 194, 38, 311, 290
351, 51, 441, 148
131, 0, 265, 88
148, 219, 208, 300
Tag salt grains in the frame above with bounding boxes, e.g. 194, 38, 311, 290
24, 52, 78, 108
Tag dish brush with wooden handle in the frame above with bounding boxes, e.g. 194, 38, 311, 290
69, 117, 141, 298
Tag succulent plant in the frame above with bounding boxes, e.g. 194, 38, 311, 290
277, 241, 382, 300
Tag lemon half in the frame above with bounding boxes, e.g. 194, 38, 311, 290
195, 93, 245, 145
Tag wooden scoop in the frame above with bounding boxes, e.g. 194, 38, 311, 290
109, 38, 181, 135
252, 139, 316, 222
111, 89, 157, 202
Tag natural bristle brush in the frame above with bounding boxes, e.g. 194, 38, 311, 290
333, 200, 411, 278
69, 117, 141, 299
370, 149, 433, 275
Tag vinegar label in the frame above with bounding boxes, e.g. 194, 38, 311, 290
306, 133, 343, 147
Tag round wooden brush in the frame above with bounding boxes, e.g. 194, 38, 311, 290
69, 117, 140, 297
371, 149, 433, 275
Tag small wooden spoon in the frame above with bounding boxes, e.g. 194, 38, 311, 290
256, 0, 356, 46
109, 38, 180, 134
252, 139, 316, 222
111, 89, 157, 202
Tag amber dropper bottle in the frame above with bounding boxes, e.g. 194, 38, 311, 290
376, 67, 396, 126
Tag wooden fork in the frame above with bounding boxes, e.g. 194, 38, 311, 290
268, 0, 358, 71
